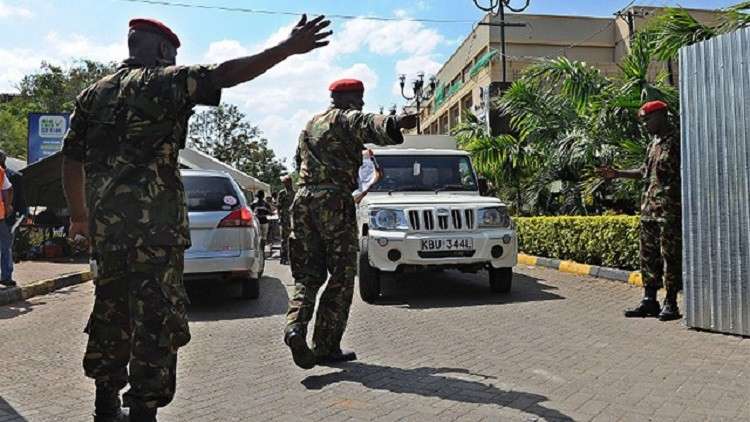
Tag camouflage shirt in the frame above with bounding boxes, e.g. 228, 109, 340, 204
62, 61, 222, 252
277, 187, 295, 222
641, 131, 681, 220
295, 107, 403, 192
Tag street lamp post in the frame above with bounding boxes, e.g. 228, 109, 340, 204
473, 0, 530, 84
399, 72, 436, 134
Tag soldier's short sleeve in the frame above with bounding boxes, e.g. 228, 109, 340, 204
343, 110, 403, 147
61, 95, 88, 162
166, 65, 222, 109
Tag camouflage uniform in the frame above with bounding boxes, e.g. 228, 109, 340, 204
62, 60, 221, 409
286, 107, 403, 357
639, 131, 682, 294
277, 186, 295, 262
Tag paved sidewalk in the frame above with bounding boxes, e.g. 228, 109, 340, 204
13, 261, 89, 288
0, 261, 749, 421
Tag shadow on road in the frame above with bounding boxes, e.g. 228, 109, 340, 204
302, 362, 570, 421
376, 271, 564, 309
0, 299, 42, 320
0, 396, 27, 421
186, 276, 288, 321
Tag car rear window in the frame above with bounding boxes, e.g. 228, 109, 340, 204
183, 175, 241, 212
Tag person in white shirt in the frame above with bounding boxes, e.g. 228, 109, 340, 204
353, 149, 382, 204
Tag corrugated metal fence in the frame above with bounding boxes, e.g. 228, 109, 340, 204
680, 28, 750, 336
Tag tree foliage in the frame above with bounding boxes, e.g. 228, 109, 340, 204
188, 104, 287, 191
455, 3, 747, 216
0, 60, 117, 159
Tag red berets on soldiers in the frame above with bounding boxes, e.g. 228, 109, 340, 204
129, 18, 181, 48
639, 100, 668, 117
329, 79, 365, 93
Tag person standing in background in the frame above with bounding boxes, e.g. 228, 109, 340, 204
0, 150, 14, 287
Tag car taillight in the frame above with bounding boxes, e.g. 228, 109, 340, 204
218, 207, 253, 228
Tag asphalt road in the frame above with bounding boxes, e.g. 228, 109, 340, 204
1, 260, 749, 421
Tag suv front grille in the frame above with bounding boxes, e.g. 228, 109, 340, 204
408, 208, 476, 232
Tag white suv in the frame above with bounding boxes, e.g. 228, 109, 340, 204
357, 136, 517, 303
181, 170, 265, 299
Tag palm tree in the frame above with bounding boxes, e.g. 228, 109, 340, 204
452, 113, 540, 214
456, 2, 750, 216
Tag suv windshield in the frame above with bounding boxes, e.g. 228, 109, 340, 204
370, 155, 478, 192
183, 175, 241, 212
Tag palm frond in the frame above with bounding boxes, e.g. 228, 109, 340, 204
651, 8, 717, 60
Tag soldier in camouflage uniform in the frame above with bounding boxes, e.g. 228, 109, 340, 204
277, 175, 295, 265
62, 16, 332, 421
598, 100, 682, 321
284, 79, 417, 369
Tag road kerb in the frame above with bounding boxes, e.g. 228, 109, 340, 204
519, 253, 641, 286
0, 271, 93, 306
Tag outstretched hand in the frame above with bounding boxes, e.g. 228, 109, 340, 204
397, 113, 419, 130
595, 166, 617, 180
283, 14, 333, 55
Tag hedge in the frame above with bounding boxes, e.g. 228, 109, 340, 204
515, 216, 640, 271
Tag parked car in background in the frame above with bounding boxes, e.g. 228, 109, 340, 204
181, 169, 265, 299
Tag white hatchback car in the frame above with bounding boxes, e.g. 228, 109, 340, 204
181, 169, 265, 299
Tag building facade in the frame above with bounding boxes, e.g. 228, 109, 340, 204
417, 5, 720, 136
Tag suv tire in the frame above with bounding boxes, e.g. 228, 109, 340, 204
489, 267, 512, 293
241, 277, 260, 299
358, 239, 381, 304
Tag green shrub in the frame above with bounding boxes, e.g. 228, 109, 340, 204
515, 216, 640, 270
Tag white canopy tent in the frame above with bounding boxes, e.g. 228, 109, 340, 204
179, 147, 270, 194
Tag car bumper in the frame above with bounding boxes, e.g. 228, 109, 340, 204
366, 229, 518, 272
183, 249, 262, 278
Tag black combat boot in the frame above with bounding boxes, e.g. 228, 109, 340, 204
315, 348, 358, 365
129, 404, 157, 422
284, 326, 316, 370
659, 291, 682, 321
93, 387, 128, 422
624, 287, 661, 318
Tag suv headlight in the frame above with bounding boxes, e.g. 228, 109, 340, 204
370, 208, 409, 230
478, 207, 511, 228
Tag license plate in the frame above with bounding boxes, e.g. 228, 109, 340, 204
420, 238, 474, 251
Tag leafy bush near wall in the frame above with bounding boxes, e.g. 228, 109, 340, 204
515, 216, 640, 270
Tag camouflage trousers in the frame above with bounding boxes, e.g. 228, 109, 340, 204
640, 217, 682, 293
280, 218, 291, 262
83, 246, 190, 409
286, 187, 358, 357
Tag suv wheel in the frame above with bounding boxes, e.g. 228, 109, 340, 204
241, 277, 260, 299
358, 240, 381, 304
489, 267, 512, 293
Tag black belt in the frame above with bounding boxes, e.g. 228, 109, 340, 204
300, 184, 346, 192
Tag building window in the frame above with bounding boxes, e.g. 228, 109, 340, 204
439, 114, 449, 134
461, 94, 473, 116
462, 63, 472, 82
473, 46, 488, 64
449, 105, 460, 129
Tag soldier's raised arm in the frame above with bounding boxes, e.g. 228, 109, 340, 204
212, 14, 332, 88
343, 110, 418, 147
328, 79, 417, 147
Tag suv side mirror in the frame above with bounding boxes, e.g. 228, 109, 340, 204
478, 178, 489, 196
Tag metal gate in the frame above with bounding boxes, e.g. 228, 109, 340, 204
680, 28, 750, 336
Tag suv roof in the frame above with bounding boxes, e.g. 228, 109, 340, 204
373, 149, 470, 156
180, 169, 232, 178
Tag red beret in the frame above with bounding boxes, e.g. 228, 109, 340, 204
639, 100, 668, 117
129, 18, 181, 49
329, 79, 365, 93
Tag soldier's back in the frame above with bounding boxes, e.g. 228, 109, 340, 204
64, 63, 220, 253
